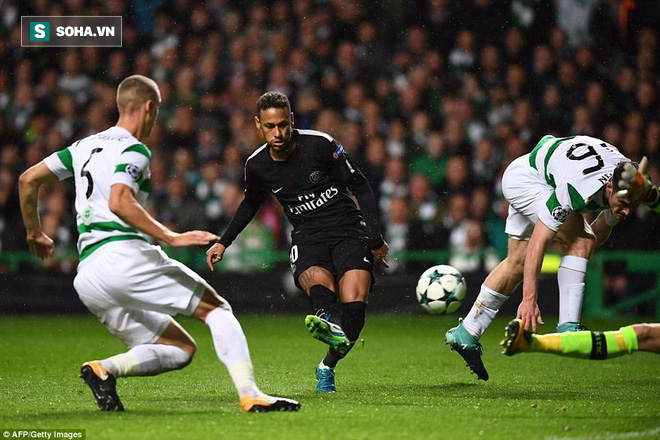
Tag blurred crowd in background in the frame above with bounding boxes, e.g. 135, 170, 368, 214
1, 0, 659, 305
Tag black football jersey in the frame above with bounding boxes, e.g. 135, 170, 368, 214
219, 129, 384, 248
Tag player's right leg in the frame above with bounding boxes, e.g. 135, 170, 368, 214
296, 263, 351, 355
445, 237, 526, 381
554, 213, 596, 332
79, 318, 195, 411
501, 320, 659, 358
191, 287, 300, 412
74, 243, 200, 411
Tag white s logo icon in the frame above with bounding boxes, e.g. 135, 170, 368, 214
35, 24, 46, 39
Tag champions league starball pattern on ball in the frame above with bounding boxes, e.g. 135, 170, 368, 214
415, 265, 467, 314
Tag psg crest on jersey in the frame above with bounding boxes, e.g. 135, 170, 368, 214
309, 170, 325, 183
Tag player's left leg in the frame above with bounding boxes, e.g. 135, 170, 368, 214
553, 213, 596, 332
635, 323, 660, 353
446, 236, 527, 381
192, 287, 300, 412
312, 238, 374, 393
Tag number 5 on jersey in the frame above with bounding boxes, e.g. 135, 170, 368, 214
81, 148, 103, 199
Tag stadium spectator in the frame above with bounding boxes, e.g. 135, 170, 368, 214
383, 195, 410, 274
379, 156, 408, 223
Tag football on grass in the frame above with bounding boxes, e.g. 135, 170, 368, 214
415, 265, 466, 314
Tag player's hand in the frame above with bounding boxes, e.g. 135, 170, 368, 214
616, 157, 651, 203
516, 299, 544, 332
372, 241, 390, 268
26, 232, 54, 260
206, 242, 226, 271
170, 231, 219, 248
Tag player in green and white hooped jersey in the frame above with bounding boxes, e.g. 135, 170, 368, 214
445, 135, 658, 381
19, 75, 299, 413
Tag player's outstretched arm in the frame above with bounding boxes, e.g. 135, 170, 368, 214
109, 183, 218, 247
18, 161, 60, 259
207, 188, 265, 270
517, 219, 555, 331
338, 155, 388, 263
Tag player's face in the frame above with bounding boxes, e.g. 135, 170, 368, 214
607, 182, 633, 220
255, 107, 294, 152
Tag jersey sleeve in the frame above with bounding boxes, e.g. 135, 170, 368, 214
110, 143, 151, 194
324, 139, 385, 249
322, 139, 358, 182
43, 146, 75, 181
540, 182, 586, 231
218, 160, 266, 247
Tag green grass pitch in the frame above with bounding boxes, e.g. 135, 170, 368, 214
1, 314, 659, 440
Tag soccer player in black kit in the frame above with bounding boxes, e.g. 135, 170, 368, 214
206, 92, 389, 393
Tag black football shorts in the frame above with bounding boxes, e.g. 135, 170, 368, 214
289, 237, 375, 291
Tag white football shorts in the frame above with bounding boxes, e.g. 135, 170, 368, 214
74, 239, 208, 348
501, 155, 554, 241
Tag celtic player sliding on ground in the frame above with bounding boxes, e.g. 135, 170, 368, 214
502, 319, 660, 358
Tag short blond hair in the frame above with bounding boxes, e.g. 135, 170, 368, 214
116, 75, 161, 114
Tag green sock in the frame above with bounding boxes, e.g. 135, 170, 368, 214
531, 326, 638, 360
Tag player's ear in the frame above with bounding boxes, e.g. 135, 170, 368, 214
254, 115, 261, 129
605, 180, 614, 198
290, 112, 294, 127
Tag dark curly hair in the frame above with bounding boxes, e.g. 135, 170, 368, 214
256, 91, 291, 116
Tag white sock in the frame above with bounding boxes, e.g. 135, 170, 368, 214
462, 285, 508, 339
102, 344, 192, 377
205, 306, 262, 398
558, 255, 588, 324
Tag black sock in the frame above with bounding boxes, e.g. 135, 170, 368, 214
322, 301, 367, 368
310, 285, 337, 320
341, 301, 366, 342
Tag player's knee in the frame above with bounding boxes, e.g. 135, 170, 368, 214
504, 257, 525, 281
182, 338, 197, 358
567, 230, 597, 258
193, 286, 232, 321
167, 344, 195, 370
631, 324, 653, 344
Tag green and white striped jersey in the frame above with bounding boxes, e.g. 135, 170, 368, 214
44, 126, 151, 261
528, 135, 628, 230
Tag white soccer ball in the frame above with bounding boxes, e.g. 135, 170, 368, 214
415, 264, 467, 314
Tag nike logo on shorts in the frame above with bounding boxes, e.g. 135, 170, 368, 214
272, 187, 284, 193
363, 257, 370, 264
